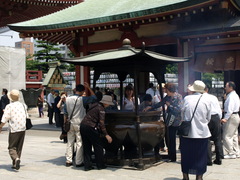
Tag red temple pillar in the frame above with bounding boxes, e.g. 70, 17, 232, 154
177, 38, 185, 95
82, 36, 90, 86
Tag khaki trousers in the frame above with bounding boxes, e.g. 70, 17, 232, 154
65, 123, 83, 165
8, 131, 25, 161
222, 114, 240, 156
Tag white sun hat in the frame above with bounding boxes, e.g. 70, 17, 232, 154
100, 95, 114, 105
188, 80, 206, 93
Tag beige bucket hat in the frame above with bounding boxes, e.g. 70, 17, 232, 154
100, 95, 114, 105
188, 80, 206, 93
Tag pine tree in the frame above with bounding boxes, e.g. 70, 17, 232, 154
34, 40, 62, 62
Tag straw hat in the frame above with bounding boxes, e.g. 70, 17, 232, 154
7, 89, 20, 102
100, 95, 114, 105
188, 80, 206, 93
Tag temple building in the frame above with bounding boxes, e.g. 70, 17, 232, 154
0, 0, 82, 28
7, 0, 240, 95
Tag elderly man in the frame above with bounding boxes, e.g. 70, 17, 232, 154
221, 81, 240, 159
204, 85, 223, 165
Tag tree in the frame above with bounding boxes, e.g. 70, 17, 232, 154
34, 40, 62, 62
26, 60, 49, 73
202, 72, 224, 88
166, 64, 178, 74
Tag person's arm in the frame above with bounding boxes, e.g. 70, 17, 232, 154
0, 104, 10, 132
0, 122, 5, 133
99, 108, 112, 143
83, 83, 97, 106
221, 95, 232, 123
47, 94, 52, 108
57, 99, 63, 109
63, 99, 68, 123
84, 82, 95, 96
143, 96, 167, 112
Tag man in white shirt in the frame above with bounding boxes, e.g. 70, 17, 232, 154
204, 86, 223, 165
146, 82, 160, 104
221, 81, 240, 159
64, 82, 97, 167
47, 89, 55, 125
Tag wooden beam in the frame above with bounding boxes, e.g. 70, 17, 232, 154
86, 35, 178, 52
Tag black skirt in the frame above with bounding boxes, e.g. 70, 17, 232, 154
180, 137, 208, 175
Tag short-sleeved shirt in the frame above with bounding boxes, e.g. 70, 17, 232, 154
1, 101, 27, 133
224, 90, 240, 120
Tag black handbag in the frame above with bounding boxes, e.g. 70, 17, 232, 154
177, 121, 191, 136
64, 120, 71, 132
64, 96, 79, 132
177, 95, 202, 136
22, 104, 33, 130
26, 118, 33, 130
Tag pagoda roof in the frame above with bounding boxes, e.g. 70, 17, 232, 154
62, 39, 190, 84
0, 0, 82, 28
43, 62, 66, 87
62, 39, 190, 68
9, 0, 216, 31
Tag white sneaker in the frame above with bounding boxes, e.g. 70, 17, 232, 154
224, 154, 236, 159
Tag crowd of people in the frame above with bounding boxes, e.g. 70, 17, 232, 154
0, 79, 239, 180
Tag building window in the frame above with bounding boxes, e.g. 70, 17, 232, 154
60, 46, 66, 51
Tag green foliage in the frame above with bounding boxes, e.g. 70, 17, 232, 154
202, 72, 224, 88
34, 40, 62, 62
26, 60, 49, 73
166, 64, 178, 74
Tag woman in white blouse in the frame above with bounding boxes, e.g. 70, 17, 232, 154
123, 85, 136, 111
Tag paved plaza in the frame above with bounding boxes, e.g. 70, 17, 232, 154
0, 109, 240, 180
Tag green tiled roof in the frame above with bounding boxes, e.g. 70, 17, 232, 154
9, 0, 211, 31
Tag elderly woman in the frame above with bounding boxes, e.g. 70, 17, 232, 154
80, 95, 113, 171
143, 83, 183, 162
181, 80, 211, 180
0, 89, 28, 170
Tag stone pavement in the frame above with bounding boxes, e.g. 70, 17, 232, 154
0, 108, 240, 180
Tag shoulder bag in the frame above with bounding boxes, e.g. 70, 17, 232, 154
177, 95, 202, 136
64, 96, 79, 132
165, 112, 175, 127
22, 104, 33, 130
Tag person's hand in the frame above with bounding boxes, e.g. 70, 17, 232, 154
166, 101, 170, 106
143, 106, 151, 112
84, 82, 90, 89
221, 119, 227, 124
105, 135, 112, 143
